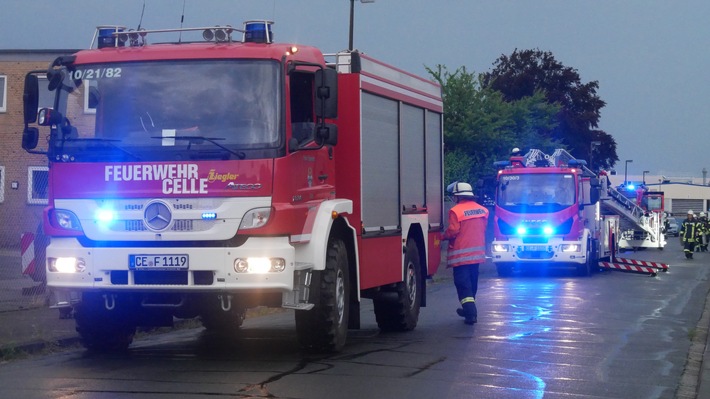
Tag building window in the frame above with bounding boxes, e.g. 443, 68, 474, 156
28, 166, 49, 205
0, 166, 5, 203
0, 75, 6, 112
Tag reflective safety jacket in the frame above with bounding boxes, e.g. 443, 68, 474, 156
443, 199, 489, 267
681, 218, 701, 242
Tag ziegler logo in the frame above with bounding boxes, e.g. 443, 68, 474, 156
522, 219, 548, 224
226, 182, 262, 190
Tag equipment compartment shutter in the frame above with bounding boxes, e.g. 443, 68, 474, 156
400, 104, 425, 212
425, 110, 443, 228
671, 199, 703, 217
361, 92, 399, 232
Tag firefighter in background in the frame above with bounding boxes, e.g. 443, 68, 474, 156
699, 212, 709, 252
443, 182, 489, 325
680, 210, 701, 259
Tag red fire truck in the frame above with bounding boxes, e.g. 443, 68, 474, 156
490, 149, 617, 276
20, 21, 444, 352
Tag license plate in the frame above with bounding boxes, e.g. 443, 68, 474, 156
520, 245, 548, 252
129, 254, 189, 269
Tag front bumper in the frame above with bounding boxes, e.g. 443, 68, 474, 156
491, 237, 587, 264
46, 236, 298, 292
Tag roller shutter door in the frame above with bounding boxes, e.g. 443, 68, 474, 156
671, 199, 703, 216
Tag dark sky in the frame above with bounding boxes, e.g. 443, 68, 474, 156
2, 0, 708, 177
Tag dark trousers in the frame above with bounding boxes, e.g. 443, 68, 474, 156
684, 239, 695, 258
453, 263, 480, 318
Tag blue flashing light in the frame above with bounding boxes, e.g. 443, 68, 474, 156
543, 226, 555, 236
516, 226, 528, 235
244, 21, 273, 43
202, 212, 217, 220
95, 209, 115, 224
626, 183, 635, 190
97, 27, 124, 49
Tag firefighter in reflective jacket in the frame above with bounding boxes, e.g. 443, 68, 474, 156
443, 182, 489, 325
680, 210, 700, 259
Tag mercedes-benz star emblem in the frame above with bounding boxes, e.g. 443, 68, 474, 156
144, 201, 172, 231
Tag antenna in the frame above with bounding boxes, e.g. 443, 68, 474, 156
137, 0, 146, 30
179, 0, 186, 43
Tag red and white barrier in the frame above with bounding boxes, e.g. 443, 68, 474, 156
612, 257, 670, 272
21, 232, 36, 276
599, 261, 658, 276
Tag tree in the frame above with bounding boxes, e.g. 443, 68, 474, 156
482, 49, 618, 169
427, 65, 560, 185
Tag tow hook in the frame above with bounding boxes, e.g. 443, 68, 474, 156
103, 294, 116, 310
218, 294, 232, 312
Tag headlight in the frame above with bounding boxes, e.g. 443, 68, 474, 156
239, 207, 271, 230
493, 244, 510, 252
48, 257, 86, 273
560, 244, 581, 252
52, 209, 83, 231
233, 257, 286, 273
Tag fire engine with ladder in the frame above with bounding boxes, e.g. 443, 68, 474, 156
490, 149, 669, 277
19, 21, 444, 352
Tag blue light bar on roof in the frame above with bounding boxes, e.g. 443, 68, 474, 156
244, 20, 273, 43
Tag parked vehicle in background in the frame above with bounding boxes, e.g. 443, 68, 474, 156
666, 218, 679, 236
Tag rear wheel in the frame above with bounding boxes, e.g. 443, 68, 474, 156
74, 293, 136, 352
295, 237, 350, 352
373, 239, 422, 332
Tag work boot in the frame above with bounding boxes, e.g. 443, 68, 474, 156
457, 302, 477, 324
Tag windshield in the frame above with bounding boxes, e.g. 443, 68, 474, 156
497, 173, 576, 212
51, 60, 282, 162
643, 194, 663, 212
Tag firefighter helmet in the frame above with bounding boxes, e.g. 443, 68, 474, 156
701, 212, 707, 217
448, 182, 475, 198
688, 210, 694, 215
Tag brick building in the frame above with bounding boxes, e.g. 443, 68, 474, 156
0, 50, 77, 249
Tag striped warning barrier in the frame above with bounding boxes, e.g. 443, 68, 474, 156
599, 261, 657, 276
612, 257, 669, 272
20, 232, 36, 276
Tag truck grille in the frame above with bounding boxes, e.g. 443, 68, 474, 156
110, 270, 214, 286
121, 219, 197, 232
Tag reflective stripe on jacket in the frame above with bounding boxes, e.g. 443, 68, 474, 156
443, 200, 489, 268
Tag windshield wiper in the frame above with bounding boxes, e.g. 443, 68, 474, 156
61, 137, 142, 161
150, 136, 246, 160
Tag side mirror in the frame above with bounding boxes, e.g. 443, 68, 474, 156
315, 123, 338, 146
589, 177, 600, 188
22, 127, 39, 151
589, 187, 600, 205
315, 68, 338, 119
23, 74, 39, 124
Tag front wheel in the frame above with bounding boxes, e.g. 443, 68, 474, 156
295, 238, 350, 352
373, 239, 422, 332
74, 293, 136, 352
496, 263, 513, 277
200, 296, 247, 335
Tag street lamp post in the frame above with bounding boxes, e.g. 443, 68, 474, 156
643, 170, 649, 185
624, 159, 633, 187
349, 0, 375, 51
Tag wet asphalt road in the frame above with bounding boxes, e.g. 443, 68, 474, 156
0, 238, 706, 399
